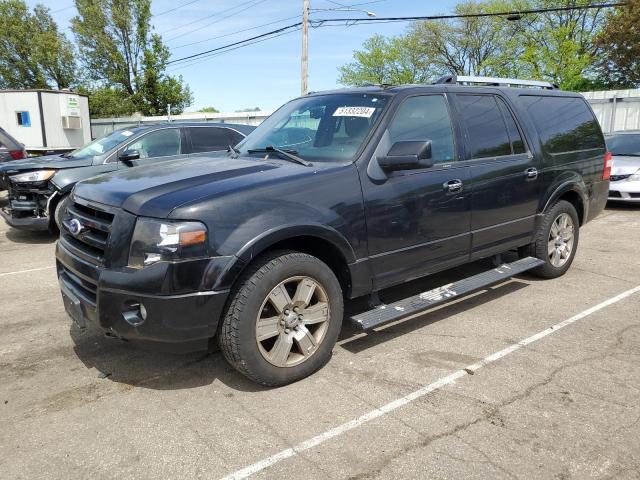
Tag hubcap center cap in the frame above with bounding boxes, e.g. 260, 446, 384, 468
284, 311, 300, 329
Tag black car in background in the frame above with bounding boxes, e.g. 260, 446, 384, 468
0, 122, 254, 231
57, 76, 610, 386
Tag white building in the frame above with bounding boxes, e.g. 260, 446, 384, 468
0, 89, 91, 153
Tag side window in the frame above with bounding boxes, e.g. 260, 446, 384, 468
456, 94, 511, 159
522, 96, 603, 154
16, 111, 31, 127
496, 98, 526, 154
126, 129, 181, 159
388, 95, 455, 163
227, 129, 244, 146
188, 127, 229, 153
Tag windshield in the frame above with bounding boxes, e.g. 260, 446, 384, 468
236, 93, 390, 162
68, 129, 137, 161
606, 134, 640, 156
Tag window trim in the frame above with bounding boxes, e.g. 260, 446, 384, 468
495, 96, 530, 156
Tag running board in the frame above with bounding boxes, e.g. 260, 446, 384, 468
350, 256, 545, 331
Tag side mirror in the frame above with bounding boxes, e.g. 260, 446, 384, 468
119, 149, 140, 164
378, 140, 433, 171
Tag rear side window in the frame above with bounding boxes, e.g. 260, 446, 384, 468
521, 96, 603, 154
188, 127, 230, 153
456, 95, 511, 158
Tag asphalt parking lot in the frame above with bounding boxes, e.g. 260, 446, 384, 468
1, 194, 639, 480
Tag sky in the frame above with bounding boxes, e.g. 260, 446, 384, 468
27, 0, 460, 113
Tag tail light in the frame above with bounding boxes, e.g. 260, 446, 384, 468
9, 149, 25, 160
603, 151, 613, 180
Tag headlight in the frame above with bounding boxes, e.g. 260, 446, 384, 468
129, 218, 208, 268
629, 169, 640, 181
9, 170, 55, 183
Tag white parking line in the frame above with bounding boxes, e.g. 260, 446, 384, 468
0, 266, 55, 278
220, 285, 640, 480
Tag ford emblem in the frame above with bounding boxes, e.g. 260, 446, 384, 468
68, 218, 84, 236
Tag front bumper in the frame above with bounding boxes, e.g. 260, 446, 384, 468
0, 207, 49, 230
609, 179, 640, 203
56, 240, 231, 347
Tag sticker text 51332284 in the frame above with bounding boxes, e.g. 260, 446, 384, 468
333, 106, 376, 118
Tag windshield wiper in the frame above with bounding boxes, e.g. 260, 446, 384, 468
227, 144, 240, 159
247, 145, 313, 167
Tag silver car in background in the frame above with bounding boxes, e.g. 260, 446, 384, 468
607, 132, 640, 204
0, 127, 26, 163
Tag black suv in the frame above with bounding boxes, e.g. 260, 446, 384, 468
56, 76, 610, 386
0, 122, 254, 231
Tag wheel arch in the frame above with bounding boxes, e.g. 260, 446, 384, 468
216, 225, 359, 297
542, 182, 588, 225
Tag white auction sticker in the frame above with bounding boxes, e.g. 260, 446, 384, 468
333, 106, 376, 118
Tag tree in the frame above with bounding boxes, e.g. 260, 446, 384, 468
72, 0, 192, 116
235, 107, 261, 112
198, 107, 220, 113
596, 2, 640, 88
0, 0, 77, 89
78, 86, 138, 117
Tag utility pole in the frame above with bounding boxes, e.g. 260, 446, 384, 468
301, 0, 309, 96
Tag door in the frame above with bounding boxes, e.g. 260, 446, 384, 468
119, 128, 184, 167
186, 126, 235, 157
361, 94, 471, 290
453, 94, 539, 259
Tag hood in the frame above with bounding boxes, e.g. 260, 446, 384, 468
0, 154, 93, 175
73, 155, 313, 218
611, 155, 640, 176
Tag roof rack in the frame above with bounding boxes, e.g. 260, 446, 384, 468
434, 74, 558, 90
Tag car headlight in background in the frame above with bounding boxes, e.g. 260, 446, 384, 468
9, 170, 55, 183
629, 169, 640, 181
129, 218, 208, 268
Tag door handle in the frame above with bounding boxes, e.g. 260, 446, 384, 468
443, 179, 463, 193
524, 167, 538, 179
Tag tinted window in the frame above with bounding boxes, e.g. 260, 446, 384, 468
522, 96, 603, 154
457, 94, 511, 158
388, 95, 455, 163
227, 129, 244, 146
496, 98, 526, 154
127, 129, 181, 159
189, 127, 230, 153
605, 134, 640, 156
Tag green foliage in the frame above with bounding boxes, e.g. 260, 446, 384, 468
198, 107, 220, 113
72, 0, 193, 117
339, 0, 612, 92
596, 2, 640, 88
77, 86, 138, 117
235, 107, 261, 112
0, 0, 77, 89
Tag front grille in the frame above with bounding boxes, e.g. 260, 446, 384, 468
609, 191, 622, 198
610, 174, 631, 182
61, 200, 115, 266
58, 264, 97, 307
630, 192, 640, 198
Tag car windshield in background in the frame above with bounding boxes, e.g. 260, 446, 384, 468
236, 93, 390, 162
606, 134, 640, 156
67, 129, 137, 161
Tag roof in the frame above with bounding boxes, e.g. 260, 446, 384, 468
0, 88, 88, 97
115, 122, 256, 135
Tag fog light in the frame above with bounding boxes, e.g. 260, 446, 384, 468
122, 303, 146, 327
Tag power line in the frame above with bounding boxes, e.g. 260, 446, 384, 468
162, 0, 266, 39
153, 0, 202, 17
167, 2, 623, 66
170, 14, 301, 50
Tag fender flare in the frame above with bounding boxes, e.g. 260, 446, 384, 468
212, 223, 357, 292
541, 181, 589, 224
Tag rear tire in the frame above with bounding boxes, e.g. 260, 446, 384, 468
525, 200, 580, 279
218, 250, 343, 387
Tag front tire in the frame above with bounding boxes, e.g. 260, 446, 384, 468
218, 250, 343, 387
526, 200, 580, 279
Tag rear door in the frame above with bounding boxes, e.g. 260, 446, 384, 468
360, 94, 471, 289
186, 126, 235, 157
453, 93, 539, 259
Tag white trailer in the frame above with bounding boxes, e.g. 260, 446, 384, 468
0, 89, 91, 154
